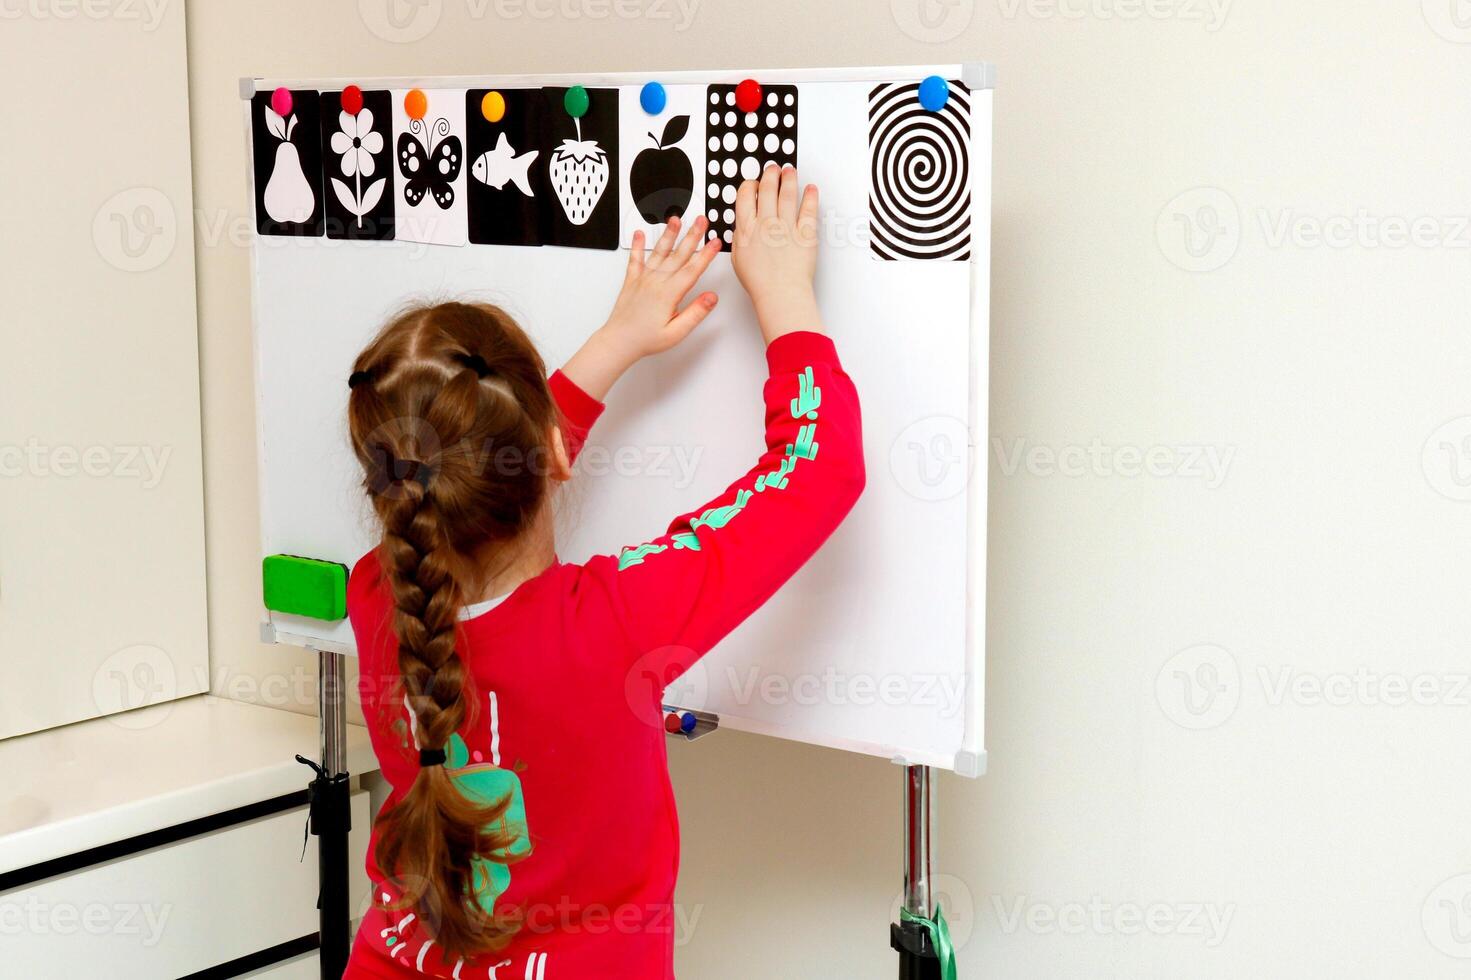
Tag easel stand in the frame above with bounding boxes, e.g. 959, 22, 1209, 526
295, 649, 353, 979
891, 765, 943, 979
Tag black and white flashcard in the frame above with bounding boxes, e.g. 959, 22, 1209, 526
251, 90, 324, 237
867, 81, 972, 261
703, 84, 798, 250
540, 87, 619, 250
321, 89, 394, 240
391, 89, 469, 247
619, 86, 706, 244
466, 89, 547, 247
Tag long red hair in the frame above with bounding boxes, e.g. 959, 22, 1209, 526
347, 301, 556, 958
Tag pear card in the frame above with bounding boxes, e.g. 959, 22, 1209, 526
251, 89, 324, 237
619, 84, 706, 246
540, 87, 620, 250
390, 88, 469, 247
466, 89, 547, 247
321, 87, 395, 241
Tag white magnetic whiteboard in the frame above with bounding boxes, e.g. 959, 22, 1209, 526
249, 65, 990, 775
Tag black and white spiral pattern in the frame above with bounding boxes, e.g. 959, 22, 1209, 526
868, 81, 971, 261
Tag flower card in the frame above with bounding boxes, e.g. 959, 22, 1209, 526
321, 89, 395, 241
251, 89, 324, 237
390, 88, 469, 247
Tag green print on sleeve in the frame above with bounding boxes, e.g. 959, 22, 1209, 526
618, 541, 669, 570
791, 367, 822, 420
614, 366, 824, 571
789, 423, 819, 461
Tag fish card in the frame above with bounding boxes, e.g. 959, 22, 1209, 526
466, 89, 547, 247
703, 84, 799, 250
619, 85, 707, 245
540, 87, 620, 250
321, 88, 395, 241
390, 88, 469, 247
251, 89, 324, 237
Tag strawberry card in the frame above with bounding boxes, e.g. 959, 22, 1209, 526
540, 87, 620, 250
466, 89, 546, 247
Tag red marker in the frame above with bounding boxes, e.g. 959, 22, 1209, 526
342, 84, 364, 116
735, 78, 762, 114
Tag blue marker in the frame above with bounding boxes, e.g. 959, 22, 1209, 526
917, 75, 950, 112
640, 81, 667, 116
680, 712, 698, 734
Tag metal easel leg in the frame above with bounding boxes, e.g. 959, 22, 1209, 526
892, 765, 942, 979
297, 648, 352, 979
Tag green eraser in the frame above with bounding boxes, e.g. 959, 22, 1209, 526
262, 554, 349, 621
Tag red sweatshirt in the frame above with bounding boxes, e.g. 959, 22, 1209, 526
344, 331, 864, 979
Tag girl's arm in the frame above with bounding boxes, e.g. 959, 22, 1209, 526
568, 166, 864, 673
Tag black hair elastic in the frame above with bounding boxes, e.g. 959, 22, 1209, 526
348, 369, 374, 389
453, 352, 492, 377
419, 747, 447, 767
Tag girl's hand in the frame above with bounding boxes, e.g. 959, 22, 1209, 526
563, 216, 721, 399
732, 165, 823, 344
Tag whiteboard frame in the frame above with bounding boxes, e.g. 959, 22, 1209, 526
245, 64, 992, 777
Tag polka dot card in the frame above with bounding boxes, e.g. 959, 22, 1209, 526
703, 84, 799, 251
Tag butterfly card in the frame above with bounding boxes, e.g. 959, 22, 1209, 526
391, 88, 469, 247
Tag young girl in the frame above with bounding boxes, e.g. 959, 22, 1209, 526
343, 165, 864, 979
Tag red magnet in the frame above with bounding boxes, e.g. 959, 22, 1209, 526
342, 84, 364, 116
664, 713, 683, 734
734, 78, 762, 114
270, 87, 293, 118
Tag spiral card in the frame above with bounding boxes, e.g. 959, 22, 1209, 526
867, 81, 972, 261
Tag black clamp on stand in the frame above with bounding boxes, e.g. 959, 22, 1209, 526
297, 648, 353, 979
892, 918, 943, 980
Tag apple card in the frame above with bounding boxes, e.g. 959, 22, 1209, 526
540, 87, 619, 250
390, 88, 469, 247
251, 89, 324, 237
321, 88, 395, 241
466, 89, 547, 247
618, 85, 707, 246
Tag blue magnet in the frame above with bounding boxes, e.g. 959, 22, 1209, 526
917, 75, 950, 112
640, 81, 667, 115
680, 712, 697, 734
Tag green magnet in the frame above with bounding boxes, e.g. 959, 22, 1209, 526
564, 85, 590, 119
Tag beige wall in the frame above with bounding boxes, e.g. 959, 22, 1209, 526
2, 2, 208, 739
186, 1, 1471, 976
